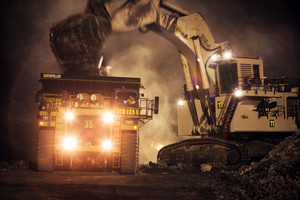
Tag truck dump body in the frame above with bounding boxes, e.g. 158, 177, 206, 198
38, 74, 140, 93
36, 73, 156, 173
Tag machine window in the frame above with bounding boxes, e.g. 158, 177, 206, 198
287, 97, 298, 118
116, 91, 138, 107
218, 63, 238, 94
253, 65, 260, 80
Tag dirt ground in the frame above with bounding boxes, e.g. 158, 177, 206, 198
0, 170, 215, 200
1, 131, 298, 200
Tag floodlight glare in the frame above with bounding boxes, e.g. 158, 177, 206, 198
223, 51, 232, 59
178, 100, 184, 106
234, 89, 243, 97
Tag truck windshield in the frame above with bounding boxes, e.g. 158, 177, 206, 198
116, 91, 138, 107
218, 63, 238, 94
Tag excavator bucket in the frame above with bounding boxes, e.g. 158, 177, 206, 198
49, 13, 111, 75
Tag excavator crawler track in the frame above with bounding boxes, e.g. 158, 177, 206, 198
157, 137, 249, 170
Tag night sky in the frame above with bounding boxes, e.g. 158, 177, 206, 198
0, 0, 299, 162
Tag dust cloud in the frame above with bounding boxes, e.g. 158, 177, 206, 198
105, 32, 184, 163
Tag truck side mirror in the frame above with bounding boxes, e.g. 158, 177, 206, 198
154, 96, 159, 114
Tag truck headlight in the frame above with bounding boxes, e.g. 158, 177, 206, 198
103, 112, 114, 123
102, 140, 113, 151
62, 136, 78, 151
65, 111, 75, 121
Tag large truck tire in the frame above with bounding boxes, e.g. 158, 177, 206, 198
37, 128, 54, 172
120, 131, 139, 174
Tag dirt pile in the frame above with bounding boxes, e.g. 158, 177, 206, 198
139, 161, 205, 175
211, 132, 300, 199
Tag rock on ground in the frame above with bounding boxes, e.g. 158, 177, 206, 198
0, 160, 29, 171
209, 132, 300, 200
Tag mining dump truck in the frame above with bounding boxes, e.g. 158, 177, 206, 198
36, 73, 158, 174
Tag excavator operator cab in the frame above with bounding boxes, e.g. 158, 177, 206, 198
212, 57, 264, 96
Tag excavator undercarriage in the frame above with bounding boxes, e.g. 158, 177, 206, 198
158, 136, 250, 170
157, 133, 296, 170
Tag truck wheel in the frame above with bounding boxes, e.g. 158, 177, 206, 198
120, 131, 139, 174
37, 128, 54, 172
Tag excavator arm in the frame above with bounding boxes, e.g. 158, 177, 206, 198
50, 0, 232, 134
